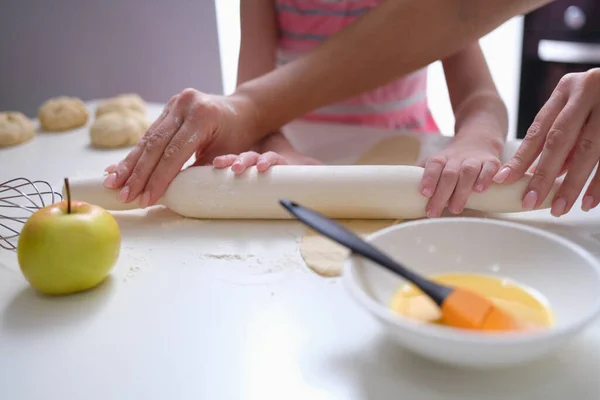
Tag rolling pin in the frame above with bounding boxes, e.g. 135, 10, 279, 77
65, 165, 560, 220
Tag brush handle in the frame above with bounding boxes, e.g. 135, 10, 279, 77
66, 165, 560, 220
279, 199, 451, 305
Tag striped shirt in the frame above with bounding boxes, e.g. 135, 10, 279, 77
275, 0, 439, 132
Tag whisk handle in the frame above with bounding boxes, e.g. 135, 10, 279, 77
65, 176, 163, 211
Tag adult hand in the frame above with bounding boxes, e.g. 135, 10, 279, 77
102, 88, 260, 207
493, 68, 600, 217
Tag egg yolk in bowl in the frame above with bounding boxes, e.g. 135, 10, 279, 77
389, 273, 554, 330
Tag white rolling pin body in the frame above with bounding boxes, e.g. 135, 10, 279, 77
66, 165, 559, 219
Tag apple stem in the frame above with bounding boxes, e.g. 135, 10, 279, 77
64, 177, 71, 214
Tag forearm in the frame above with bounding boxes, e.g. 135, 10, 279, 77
234, 0, 552, 135
235, 0, 281, 149
443, 42, 508, 152
236, 0, 277, 87
453, 92, 508, 153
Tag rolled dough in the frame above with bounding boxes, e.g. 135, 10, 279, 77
38, 96, 89, 132
300, 219, 400, 277
90, 111, 150, 149
301, 135, 420, 277
95, 93, 146, 118
0, 112, 36, 148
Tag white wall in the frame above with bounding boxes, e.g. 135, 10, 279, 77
427, 17, 524, 139
214, 1, 524, 139
1, 1, 224, 117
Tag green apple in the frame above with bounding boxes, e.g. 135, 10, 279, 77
17, 180, 121, 295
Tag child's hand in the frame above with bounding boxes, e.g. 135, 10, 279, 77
213, 150, 321, 174
419, 137, 503, 217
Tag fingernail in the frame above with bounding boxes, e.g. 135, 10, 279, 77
117, 162, 127, 175
475, 183, 484, 192
421, 187, 434, 198
522, 190, 538, 210
493, 167, 510, 183
118, 186, 129, 202
426, 208, 439, 218
103, 173, 117, 188
551, 197, 567, 217
449, 205, 463, 215
139, 191, 151, 208
232, 161, 244, 173
582, 195, 595, 212
256, 159, 268, 170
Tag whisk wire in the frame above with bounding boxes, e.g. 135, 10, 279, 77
0, 177, 62, 251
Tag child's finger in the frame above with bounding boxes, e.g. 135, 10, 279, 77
426, 161, 461, 218
232, 151, 261, 174
419, 156, 446, 198
474, 160, 500, 193
448, 159, 482, 214
213, 154, 238, 168
256, 151, 288, 172
104, 164, 118, 174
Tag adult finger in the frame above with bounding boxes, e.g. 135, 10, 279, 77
522, 94, 593, 210
141, 118, 207, 206
103, 97, 178, 192
232, 151, 261, 174
256, 151, 289, 172
103, 95, 178, 190
426, 160, 460, 218
213, 154, 238, 169
448, 158, 482, 214
582, 165, 600, 211
552, 108, 600, 216
493, 79, 569, 184
419, 155, 446, 198
118, 107, 185, 204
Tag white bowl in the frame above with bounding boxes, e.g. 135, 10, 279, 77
341, 217, 600, 368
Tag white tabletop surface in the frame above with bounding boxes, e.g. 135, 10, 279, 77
1, 103, 600, 400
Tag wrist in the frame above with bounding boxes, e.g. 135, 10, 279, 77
454, 129, 505, 155
226, 89, 268, 143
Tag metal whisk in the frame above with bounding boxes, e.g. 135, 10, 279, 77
0, 177, 62, 251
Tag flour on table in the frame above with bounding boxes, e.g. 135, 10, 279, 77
200, 253, 256, 261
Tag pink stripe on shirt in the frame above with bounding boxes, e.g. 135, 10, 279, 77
274, 0, 439, 133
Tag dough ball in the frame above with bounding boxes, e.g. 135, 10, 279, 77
38, 96, 89, 132
300, 219, 400, 277
0, 112, 36, 148
356, 135, 421, 166
90, 112, 149, 149
95, 93, 146, 118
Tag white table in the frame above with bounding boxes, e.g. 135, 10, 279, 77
1, 103, 599, 400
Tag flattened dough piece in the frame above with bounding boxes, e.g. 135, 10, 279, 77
355, 135, 421, 166
38, 96, 89, 131
300, 219, 399, 277
95, 93, 146, 118
0, 111, 36, 148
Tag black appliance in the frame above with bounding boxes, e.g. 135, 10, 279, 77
517, 0, 600, 138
